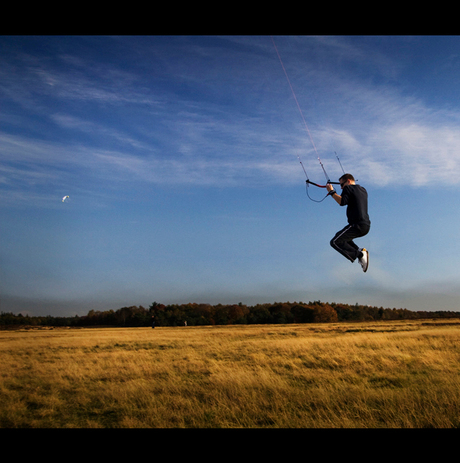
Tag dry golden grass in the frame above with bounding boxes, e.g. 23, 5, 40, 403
1, 319, 460, 428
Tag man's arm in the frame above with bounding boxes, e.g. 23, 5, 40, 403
326, 183, 342, 205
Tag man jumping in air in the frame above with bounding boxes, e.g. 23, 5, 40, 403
326, 174, 370, 272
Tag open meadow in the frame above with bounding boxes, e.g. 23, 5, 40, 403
1, 319, 460, 428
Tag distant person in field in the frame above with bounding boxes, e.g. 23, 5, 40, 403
326, 173, 370, 272
151, 315, 155, 329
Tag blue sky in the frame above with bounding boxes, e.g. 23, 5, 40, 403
2, 35, 460, 316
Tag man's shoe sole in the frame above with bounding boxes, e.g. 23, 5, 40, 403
362, 249, 369, 273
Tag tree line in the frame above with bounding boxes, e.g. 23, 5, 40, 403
1, 300, 460, 328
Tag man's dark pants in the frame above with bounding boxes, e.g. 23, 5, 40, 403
330, 223, 370, 263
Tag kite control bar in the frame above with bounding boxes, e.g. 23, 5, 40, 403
306, 179, 340, 188
305, 179, 341, 203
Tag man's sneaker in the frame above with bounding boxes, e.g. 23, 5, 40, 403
359, 248, 369, 273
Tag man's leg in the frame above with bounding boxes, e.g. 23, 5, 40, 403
330, 224, 367, 263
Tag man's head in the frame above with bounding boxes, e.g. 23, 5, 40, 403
339, 173, 355, 189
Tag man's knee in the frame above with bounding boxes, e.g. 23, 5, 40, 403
331, 231, 345, 247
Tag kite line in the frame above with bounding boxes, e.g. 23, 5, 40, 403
271, 37, 341, 202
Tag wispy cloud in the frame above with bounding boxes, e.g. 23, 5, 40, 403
308, 76, 460, 186
3, 35, 460, 208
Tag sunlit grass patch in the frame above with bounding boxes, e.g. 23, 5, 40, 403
1, 320, 460, 427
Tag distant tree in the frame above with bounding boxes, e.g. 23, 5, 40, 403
228, 304, 249, 324
313, 304, 338, 323
196, 304, 215, 325
0, 312, 21, 325
247, 304, 272, 324
291, 304, 315, 323
270, 303, 294, 324
13, 300, 453, 329
214, 304, 230, 325
149, 302, 166, 326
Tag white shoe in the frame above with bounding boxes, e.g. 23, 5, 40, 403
359, 248, 369, 273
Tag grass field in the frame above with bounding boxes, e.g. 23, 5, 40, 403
1, 319, 460, 428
